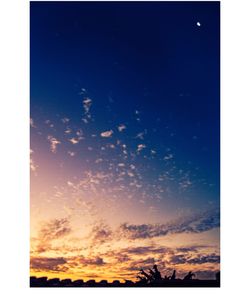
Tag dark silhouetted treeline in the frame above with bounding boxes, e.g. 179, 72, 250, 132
30, 266, 220, 287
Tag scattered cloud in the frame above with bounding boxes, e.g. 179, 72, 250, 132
69, 137, 80, 144
89, 222, 112, 245
163, 154, 173, 160
137, 144, 146, 153
30, 118, 36, 128
169, 253, 220, 265
101, 130, 113, 138
65, 127, 72, 134
83, 97, 92, 114
77, 256, 106, 266
35, 218, 71, 253
61, 117, 70, 123
47, 135, 61, 153
30, 149, 38, 173
117, 209, 219, 240
118, 124, 126, 132
30, 256, 68, 272
135, 130, 147, 140
30, 158, 38, 173
121, 246, 168, 256
68, 151, 76, 157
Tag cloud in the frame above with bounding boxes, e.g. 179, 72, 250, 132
168, 254, 187, 264
39, 218, 71, 240
163, 154, 173, 160
69, 137, 80, 144
121, 246, 168, 256
47, 135, 61, 153
68, 151, 76, 157
126, 257, 156, 271
30, 118, 36, 128
30, 256, 67, 272
30, 150, 38, 173
65, 127, 72, 134
169, 253, 220, 265
83, 97, 92, 114
135, 130, 147, 140
187, 254, 220, 264
100, 130, 113, 138
175, 245, 208, 253
35, 218, 71, 253
61, 117, 70, 123
194, 270, 219, 280
137, 144, 146, 153
89, 222, 112, 245
78, 256, 106, 266
118, 124, 126, 132
30, 158, 38, 173
117, 209, 219, 240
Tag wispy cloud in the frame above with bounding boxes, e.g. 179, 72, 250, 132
135, 130, 147, 140
61, 117, 70, 123
169, 253, 220, 265
77, 256, 106, 266
30, 256, 68, 272
117, 209, 219, 240
35, 218, 71, 253
88, 222, 112, 245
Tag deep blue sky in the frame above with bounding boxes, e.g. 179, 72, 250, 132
30, 1, 220, 210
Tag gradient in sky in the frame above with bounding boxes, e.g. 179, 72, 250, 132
30, 1, 220, 282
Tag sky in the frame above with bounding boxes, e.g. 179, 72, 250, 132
30, 1, 220, 282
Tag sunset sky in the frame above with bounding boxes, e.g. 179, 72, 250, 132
30, 1, 220, 282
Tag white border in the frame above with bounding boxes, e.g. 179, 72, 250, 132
1, 0, 250, 294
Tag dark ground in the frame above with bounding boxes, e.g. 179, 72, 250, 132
30, 276, 220, 288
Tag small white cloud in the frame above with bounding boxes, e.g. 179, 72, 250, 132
101, 130, 113, 138
197, 22, 201, 27
61, 117, 70, 123
69, 138, 79, 144
30, 118, 36, 128
135, 130, 147, 140
65, 127, 72, 134
67, 181, 74, 187
68, 151, 76, 157
30, 154, 38, 172
83, 97, 92, 114
95, 158, 103, 163
80, 88, 87, 95
164, 154, 173, 160
137, 144, 146, 153
76, 129, 83, 137
127, 171, 134, 177
47, 135, 61, 153
118, 124, 126, 132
